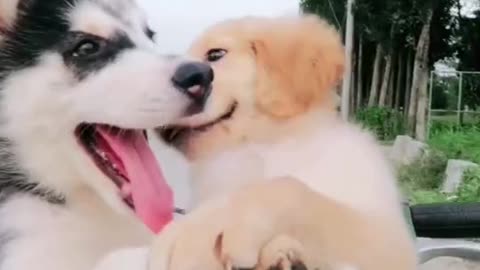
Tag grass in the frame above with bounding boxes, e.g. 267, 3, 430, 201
455, 167, 480, 202
354, 107, 480, 204
430, 113, 480, 126
399, 125, 480, 204
399, 162, 480, 205
398, 150, 449, 204
428, 126, 480, 164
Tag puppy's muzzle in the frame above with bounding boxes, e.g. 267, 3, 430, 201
172, 62, 213, 104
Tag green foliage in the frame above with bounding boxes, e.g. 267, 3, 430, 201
462, 74, 480, 111
430, 75, 459, 110
399, 154, 480, 204
457, 10, 480, 72
300, 0, 457, 57
399, 150, 449, 204
400, 128, 480, 204
429, 120, 460, 134
300, 0, 346, 31
455, 168, 480, 202
428, 126, 480, 164
429, 119, 480, 134
399, 149, 448, 191
430, 72, 480, 120
404, 168, 480, 204
429, 0, 458, 65
408, 190, 448, 204
355, 107, 405, 140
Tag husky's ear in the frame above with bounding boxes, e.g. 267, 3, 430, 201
0, 0, 21, 34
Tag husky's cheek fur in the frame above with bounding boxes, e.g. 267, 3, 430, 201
0, 0, 213, 269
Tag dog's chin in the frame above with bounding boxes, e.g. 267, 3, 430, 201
158, 102, 238, 148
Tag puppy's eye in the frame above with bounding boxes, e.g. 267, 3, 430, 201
206, 49, 227, 62
71, 39, 101, 58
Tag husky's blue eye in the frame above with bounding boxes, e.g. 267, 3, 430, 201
206, 48, 227, 62
72, 40, 100, 57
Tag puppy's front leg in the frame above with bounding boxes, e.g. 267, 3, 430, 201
146, 177, 343, 270
147, 176, 417, 270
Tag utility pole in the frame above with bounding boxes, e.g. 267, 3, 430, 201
340, 0, 355, 120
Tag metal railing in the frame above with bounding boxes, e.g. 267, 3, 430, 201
427, 70, 480, 138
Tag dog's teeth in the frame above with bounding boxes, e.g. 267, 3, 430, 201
95, 150, 110, 162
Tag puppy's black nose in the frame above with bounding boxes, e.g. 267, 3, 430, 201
172, 62, 214, 102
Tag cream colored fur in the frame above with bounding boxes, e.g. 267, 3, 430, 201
147, 15, 417, 270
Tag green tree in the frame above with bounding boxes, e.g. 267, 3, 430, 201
457, 9, 480, 111
301, 0, 463, 139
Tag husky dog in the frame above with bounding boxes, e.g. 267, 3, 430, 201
0, 0, 214, 269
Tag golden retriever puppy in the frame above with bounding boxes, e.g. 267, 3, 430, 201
151, 15, 417, 270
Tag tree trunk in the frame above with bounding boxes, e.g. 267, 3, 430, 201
379, 51, 394, 106
409, 8, 433, 139
415, 68, 430, 140
379, 24, 397, 107
350, 59, 356, 113
395, 50, 404, 110
350, 74, 355, 113
404, 49, 413, 114
340, 0, 355, 120
368, 44, 383, 107
387, 60, 395, 107
356, 36, 363, 110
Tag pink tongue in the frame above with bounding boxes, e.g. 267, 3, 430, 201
97, 128, 173, 233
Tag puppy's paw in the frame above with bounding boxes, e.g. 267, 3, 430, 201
256, 235, 307, 270
219, 234, 325, 270
149, 177, 330, 270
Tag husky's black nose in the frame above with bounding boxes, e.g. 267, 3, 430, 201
172, 62, 214, 102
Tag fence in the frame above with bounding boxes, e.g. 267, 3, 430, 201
428, 70, 480, 138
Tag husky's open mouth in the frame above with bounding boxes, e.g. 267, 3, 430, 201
75, 124, 173, 233
160, 102, 237, 145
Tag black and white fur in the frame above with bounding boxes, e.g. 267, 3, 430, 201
0, 0, 202, 269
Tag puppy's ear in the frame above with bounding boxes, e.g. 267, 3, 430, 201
0, 0, 21, 37
252, 16, 345, 118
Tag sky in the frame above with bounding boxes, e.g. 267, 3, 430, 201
137, 0, 300, 54
460, 0, 480, 17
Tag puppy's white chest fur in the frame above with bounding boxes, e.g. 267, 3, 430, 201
190, 117, 403, 218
